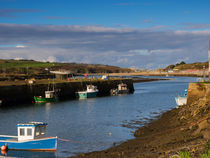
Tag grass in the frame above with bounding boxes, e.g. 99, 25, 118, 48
178, 151, 191, 158
0, 59, 59, 69
201, 150, 210, 158
201, 140, 210, 158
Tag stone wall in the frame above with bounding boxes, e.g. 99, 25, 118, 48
187, 82, 210, 105
0, 79, 134, 106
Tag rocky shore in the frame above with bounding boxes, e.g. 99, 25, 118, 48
72, 83, 210, 158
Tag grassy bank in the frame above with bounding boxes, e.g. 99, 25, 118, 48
0, 59, 132, 77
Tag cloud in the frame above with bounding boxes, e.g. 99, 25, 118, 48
16, 45, 25, 48
181, 23, 210, 30
129, 49, 150, 55
0, 44, 25, 48
150, 49, 183, 54
0, 23, 209, 69
144, 25, 167, 31
0, 8, 40, 18
46, 56, 57, 63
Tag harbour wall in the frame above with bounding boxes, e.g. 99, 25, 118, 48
187, 82, 210, 105
0, 79, 134, 106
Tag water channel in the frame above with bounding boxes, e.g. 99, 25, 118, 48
0, 76, 198, 157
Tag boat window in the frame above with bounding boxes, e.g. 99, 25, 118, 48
35, 127, 40, 136
40, 126, 46, 135
20, 128, 25, 136
27, 128, 32, 136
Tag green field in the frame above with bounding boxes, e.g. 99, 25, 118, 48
0, 59, 132, 75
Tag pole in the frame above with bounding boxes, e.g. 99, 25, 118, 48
209, 39, 210, 80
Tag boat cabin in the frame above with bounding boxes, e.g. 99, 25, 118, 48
45, 91, 55, 98
86, 85, 98, 92
17, 122, 47, 141
118, 83, 128, 91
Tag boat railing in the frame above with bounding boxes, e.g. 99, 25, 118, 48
0, 135, 18, 138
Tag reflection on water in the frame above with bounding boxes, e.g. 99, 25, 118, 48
1, 150, 56, 158
0, 77, 197, 157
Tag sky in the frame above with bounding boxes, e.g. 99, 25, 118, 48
0, 0, 210, 69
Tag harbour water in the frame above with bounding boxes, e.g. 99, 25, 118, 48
0, 76, 198, 158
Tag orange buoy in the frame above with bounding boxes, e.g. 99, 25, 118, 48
1, 149, 7, 155
1, 145, 7, 151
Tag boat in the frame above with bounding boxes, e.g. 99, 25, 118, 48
0, 122, 57, 151
34, 91, 57, 103
175, 89, 188, 106
76, 85, 98, 99
34, 80, 58, 103
117, 83, 129, 94
110, 83, 129, 95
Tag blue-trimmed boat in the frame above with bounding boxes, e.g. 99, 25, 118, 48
0, 122, 57, 151
76, 85, 99, 99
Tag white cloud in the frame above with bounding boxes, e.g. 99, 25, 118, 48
129, 49, 150, 55
16, 45, 25, 48
46, 56, 57, 63
0, 23, 209, 69
150, 49, 183, 54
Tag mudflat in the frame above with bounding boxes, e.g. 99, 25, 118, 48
72, 95, 209, 158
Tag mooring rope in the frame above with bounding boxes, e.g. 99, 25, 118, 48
58, 137, 82, 144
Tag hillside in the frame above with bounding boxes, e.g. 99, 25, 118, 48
164, 61, 209, 71
0, 59, 132, 79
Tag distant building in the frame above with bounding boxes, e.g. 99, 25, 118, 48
50, 70, 74, 80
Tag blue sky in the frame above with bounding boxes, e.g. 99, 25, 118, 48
0, 0, 210, 69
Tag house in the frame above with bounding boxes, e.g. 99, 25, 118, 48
50, 70, 73, 80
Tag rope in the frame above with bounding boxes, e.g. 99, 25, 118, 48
58, 137, 82, 144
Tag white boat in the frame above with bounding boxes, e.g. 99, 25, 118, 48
110, 83, 129, 95
175, 96, 187, 106
117, 83, 129, 94
76, 85, 99, 99
175, 89, 188, 106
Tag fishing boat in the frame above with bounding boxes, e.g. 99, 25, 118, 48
117, 83, 129, 94
175, 89, 188, 106
34, 91, 57, 103
34, 79, 58, 103
110, 83, 129, 95
76, 85, 98, 99
0, 122, 57, 151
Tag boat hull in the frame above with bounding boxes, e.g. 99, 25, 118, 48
0, 136, 57, 151
76, 91, 98, 99
34, 96, 57, 103
117, 89, 129, 94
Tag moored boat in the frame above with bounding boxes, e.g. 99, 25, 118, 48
0, 122, 57, 151
76, 85, 98, 99
117, 83, 129, 94
110, 83, 129, 95
175, 89, 188, 106
34, 79, 58, 103
34, 91, 57, 103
